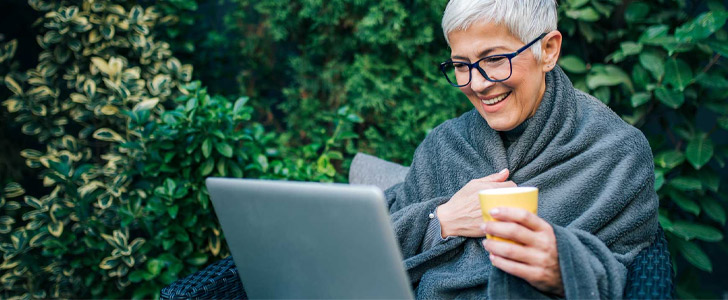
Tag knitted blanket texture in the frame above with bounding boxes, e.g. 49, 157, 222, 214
385, 66, 659, 299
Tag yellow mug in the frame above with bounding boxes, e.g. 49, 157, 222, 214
479, 187, 538, 243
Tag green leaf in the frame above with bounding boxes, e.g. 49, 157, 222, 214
639, 25, 670, 45
639, 52, 664, 80
558, 55, 587, 73
202, 138, 212, 158
668, 190, 700, 215
675, 11, 728, 42
654, 87, 685, 109
663, 58, 693, 91
592, 86, 610, 104
164, 178, 177, 194
22, 122, 41, 136
147, 259, 163, 276
654, 169, 665, 191
654, 150, 685, 169
4, 75, 22, 95
93, 128, 126, 143
675, 239, 712, 272
256, 154, 268, 172
658, 211, 673, 229
620, 42, 643, 56
669, 177, 703, 191
706, 39, 728, 57
624, 2, 649, 23
214, 142, 233, 158
566, 0, 589, 8
233, 97, 249, 115
696, 73, 728, 89
672, 221, 723, 241
167, 205, 179, 219
200, 158, 215, 176
4, 182, 25, 198
630, 92, 651, 107
133, 98, 159, 113
24, 196, 42, 209
631, 65, 651, 91
316, 155, 336, 177
701, 197, 726, 225
697, 170, 720, 193
185, 252, 208, 266
565, 7, 600, 22
99, 257, 120, 270
185, 97, 197, 112
121, 255, 135, 267
128, 270, 148, 283
686, 135, 714, 169
211, 130, 225, 139
216, 159, 227, 176
229, 162, 243, 178
586, 65, 632, 91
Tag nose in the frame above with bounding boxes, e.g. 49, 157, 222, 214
468, 67, 495, 93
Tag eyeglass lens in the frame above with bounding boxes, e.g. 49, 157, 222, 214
442, 55, 512, 86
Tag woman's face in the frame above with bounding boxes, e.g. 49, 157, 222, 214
448, 21, 548, 131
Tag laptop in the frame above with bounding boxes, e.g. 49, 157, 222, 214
206, 178, 415, 299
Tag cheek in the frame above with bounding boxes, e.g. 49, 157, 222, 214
459, 86, 472, 95
460, 86, 477, 100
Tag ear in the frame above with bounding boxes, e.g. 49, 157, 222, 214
540, 30, 562, 72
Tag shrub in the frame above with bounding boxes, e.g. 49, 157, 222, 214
0, 0, 195, 296
182, 0, 728, 297
556, 5, 728, 297
0, 0, 342, 297
0, 38, 25, 185
2, 0, 727, 298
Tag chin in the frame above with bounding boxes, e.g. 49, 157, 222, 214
479, 112, 513, 132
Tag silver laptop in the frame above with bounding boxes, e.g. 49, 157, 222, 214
206, 178, 414, 299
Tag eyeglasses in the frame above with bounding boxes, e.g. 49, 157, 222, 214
439, 32, 548, 87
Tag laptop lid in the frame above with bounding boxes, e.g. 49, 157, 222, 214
206, 178, 414, 299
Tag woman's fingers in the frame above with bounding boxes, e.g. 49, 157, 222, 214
483, 220, 539, 245
489, 207, 548, 232
488, 253, 545, 286
478, 168, 509, 182
482, 239, 543, 265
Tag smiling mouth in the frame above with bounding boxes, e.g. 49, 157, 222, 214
481, 92, 511, 105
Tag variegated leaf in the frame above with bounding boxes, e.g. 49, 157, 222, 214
4, 75, 22, 95
99, 256, 120, 270
92, 128, 125, 143
48, 221, 63, 237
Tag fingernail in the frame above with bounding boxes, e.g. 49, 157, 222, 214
498, 168, 508, 174
482, 239, 488, 247
490, 208, 500, 215
480, 223, 487, 231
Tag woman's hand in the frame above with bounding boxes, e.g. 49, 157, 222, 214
481, 207, 564, 296
436, 169, 516, 238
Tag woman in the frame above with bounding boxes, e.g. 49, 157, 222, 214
385, 0, 658, 298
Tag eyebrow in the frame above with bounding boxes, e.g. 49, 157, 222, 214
451, 46, 509, 61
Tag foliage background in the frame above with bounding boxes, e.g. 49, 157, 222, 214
1, 0, 727, 298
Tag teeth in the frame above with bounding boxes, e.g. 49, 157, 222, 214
481, 92, 509, 105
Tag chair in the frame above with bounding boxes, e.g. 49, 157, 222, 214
160, 153, 674, 299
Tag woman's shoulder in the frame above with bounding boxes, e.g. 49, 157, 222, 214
420, 109, 479, 145
572, 88, 652, 154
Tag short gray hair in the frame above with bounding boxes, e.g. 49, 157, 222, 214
442, 0, 558, 61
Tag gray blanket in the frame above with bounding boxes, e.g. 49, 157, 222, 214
385, 66, 658, 299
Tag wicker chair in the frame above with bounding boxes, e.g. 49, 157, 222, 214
161, 153, 674, 299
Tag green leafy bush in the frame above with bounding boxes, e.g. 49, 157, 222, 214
0, 0, 342, 297
179, 0, 728, 297
2, 0, 727, 298
0, 38, 25, 185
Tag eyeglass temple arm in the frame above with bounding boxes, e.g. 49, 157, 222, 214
513, 32, 549, 56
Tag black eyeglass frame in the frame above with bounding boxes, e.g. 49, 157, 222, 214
439, 32, 549, 87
